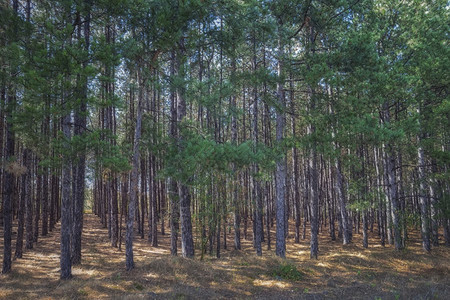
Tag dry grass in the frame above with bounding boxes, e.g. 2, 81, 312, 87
1, 214, 449, 299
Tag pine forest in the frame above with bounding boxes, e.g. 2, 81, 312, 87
0, 0, 449, 298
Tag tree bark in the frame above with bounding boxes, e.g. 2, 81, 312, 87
2, 89, 15, 274
24, 149, 33, 250
417, 135, 431, 252
275, 19, 286, 258
15, 150, 27, 259
111, 176, 119, 247
60, 78, 73, 279
308, 24, 319, 259
251, 32, 262, 257
34, 162, 41, 243
169, 49, 179, 256
382, 103, 403, 250
231, 52, 241, 251
126, 73, 143, 271
176, 36, 194, 258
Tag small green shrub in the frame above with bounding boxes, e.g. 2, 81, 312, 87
112, 272, 121, 281
175, 293, 188, 300
133, 282, 144, 291
270, 263, 304, 281
78, 289, 89, 297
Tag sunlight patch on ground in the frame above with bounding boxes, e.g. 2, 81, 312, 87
253, 278, 293, 288
72, 267, 97, 276
327, 251, 368, 259
144, 272, 159, 279
0, 290, 12, 298
138, 248, 168, 255
317, 262, 330, 268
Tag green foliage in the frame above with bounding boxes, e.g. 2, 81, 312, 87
270, 263, 304, 281
162, 124, 276, 185
133, 282, 144, 291
436, 192, 450, 220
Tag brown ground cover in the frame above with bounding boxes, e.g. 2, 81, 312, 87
1, 214, 449, 299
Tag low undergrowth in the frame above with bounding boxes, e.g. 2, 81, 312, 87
269, 262, 304, 281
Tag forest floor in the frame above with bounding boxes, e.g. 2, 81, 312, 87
1, 214, 449, 300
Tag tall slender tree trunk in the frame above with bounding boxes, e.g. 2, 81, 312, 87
374, 147, 385, 246
0, 90, 4, 229
140, 157, 147, 239
34, 162, 41, 243
169, 50, 179, 256
111, 176, 119, 247
176, 36, 194, 258
309, 141, 319, 259
61, 79, 73, 280
302, 157, 308, 240
42, 102, 50, 236
119, 174, 128, 251
60, 8, 74, 276
24, 149, 33, 250
231, 52, 241, 250
150, 156, 158, 247
417, 133, 431, 252
292, 97, 301, 243
265, 182, 271, 249
2, 1, 18, 274
429, 175, 439, 247
216, 185, 221, 258
2, 92, 14, 273
275, 20, 286, 258
15, 150, 27, 259
251, 32, 262, 257
382, 104, 403, 250
126, 73, 143, 271
308, 24, 319, 259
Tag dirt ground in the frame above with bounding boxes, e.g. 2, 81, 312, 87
1, 214, 449, 299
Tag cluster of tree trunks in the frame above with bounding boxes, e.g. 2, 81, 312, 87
1, 0, 449, 280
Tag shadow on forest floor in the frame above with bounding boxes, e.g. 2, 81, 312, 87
1, 214, 449, 299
